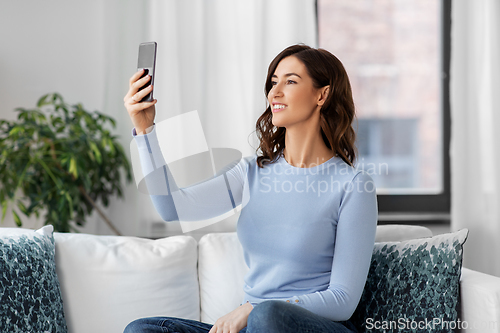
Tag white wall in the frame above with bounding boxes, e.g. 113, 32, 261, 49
0, 1, 129, 234
0, 1, 105, 119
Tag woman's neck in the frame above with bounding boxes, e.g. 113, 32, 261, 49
282, 123, 334, 168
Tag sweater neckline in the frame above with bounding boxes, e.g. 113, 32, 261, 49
277, 153, 340, 172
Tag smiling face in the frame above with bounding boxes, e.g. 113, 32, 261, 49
267, 56, 324, 129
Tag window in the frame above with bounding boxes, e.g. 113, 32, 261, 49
317, 0, 451, 223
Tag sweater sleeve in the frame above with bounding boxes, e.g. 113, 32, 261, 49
291, 171, 377, 321
132, 125, 248, 222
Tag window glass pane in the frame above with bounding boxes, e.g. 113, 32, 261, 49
318, 0, 442, 195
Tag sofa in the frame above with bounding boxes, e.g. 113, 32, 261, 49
1, 224, 500, 333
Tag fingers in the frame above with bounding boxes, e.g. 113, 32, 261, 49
126, 99, 157, 116
129, 69, 146, 86
131, 74, 152, 92
209, 321, 220, 333
124, 89, 153, 110
209, 323, 239, 333
124, 76, 153, 107
124, 70, 152, 101
132, 84, 153, 104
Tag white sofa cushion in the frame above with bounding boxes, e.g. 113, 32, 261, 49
54, 233, 199, 333
197, 225, 433, 324
373, 224, 433, 242
198, 232, 249, 324
459, 268, 500, 332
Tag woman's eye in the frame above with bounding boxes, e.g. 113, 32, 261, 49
271, 79, 296, 86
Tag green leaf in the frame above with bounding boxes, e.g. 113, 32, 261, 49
34, 156, 62, 189
16, 109, 29, 121
52, 93, 62, 104
26, 201, 39, 215
89, 141, 102, 164
37, 94, 51, 107
105, 137, 115, 155
15, 160, 31, 195
52, 117, 64, 127
35, 112, 47, 124
64, 191, 74, 219
9, 126, 23, 136
69, 157, 78, 179
12, 210, 22, 227
1, 202, 8, 223
17, 201, 28, 215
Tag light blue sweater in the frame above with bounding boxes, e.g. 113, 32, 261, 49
133, 126, 378, 322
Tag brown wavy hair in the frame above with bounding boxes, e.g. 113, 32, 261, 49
255, 44, 357, 168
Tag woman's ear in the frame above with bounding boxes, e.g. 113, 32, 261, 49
317, 86, 330, 106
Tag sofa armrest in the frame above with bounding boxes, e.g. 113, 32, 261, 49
459, 268, 500, 332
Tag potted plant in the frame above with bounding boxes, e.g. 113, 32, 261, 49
0, 93, 132, 234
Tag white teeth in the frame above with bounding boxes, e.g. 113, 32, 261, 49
273, 104, 286, 109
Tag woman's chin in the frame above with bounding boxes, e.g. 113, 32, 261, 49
271, 116, 285, 128
272, 120, 284, 127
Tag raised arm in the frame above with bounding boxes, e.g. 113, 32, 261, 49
124, 69, 248, 223
133, 126, 248, 222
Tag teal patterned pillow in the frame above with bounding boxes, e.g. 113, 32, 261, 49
351, 229, 468, 333
0, 225, 67, 333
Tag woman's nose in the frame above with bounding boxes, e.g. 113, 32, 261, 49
270, 84, 283, 98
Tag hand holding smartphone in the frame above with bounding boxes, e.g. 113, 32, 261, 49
137, 42, 157, 102
124, 42, 157, 135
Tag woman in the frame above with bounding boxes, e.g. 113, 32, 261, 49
123, 44, 377, 333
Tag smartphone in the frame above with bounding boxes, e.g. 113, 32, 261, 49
137, 42, 157, 102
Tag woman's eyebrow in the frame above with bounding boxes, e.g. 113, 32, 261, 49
272, 73, 302, 79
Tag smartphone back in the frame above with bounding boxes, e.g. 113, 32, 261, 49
137, 42, 157, 102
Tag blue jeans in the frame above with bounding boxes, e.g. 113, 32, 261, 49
124, 300, 358, 333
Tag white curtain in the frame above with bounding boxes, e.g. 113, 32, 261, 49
450, 0, 500, 277
99, 0, 317, 237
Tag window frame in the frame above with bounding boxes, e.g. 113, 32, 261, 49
315, 0, 452, 224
